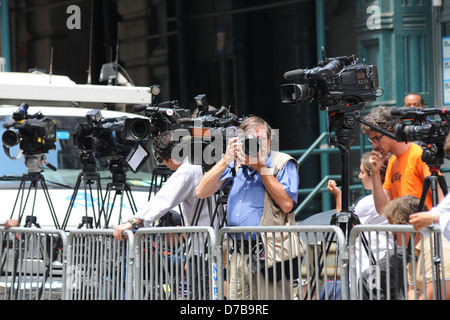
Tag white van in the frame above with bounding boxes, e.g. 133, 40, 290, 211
0, 72, 159, 230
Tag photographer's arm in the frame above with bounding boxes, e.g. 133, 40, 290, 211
247, 153, 297, 214
259, 173, 294, 213
196, 137, 239, 199
195, 157, 227, 198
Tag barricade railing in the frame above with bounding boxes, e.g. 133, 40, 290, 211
6, 224, 450, 301
133, 226, 217, 300
0, 227, 67, 300
349, 224, 450, 300
216, 225, 348, 300
65, 229, 134, 300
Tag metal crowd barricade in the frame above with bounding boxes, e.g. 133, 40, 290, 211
133, 226, 217, 300
0, 227, 67, 300
349, 224, 450, 300
65, 229, 134, 300
217, 225, 348, 300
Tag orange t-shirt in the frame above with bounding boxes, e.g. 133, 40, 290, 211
383, 143, 435, 210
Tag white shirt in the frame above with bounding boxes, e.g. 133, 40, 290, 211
430, 192, 450, 243
136, 158, 217, 229
354, 195, 394, 275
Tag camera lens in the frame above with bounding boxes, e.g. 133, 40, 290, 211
241, 135, 260, 157
2, 130, 21, 147
130, 119, 149, 140
280, 84, 313, 104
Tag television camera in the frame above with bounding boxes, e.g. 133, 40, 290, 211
280, 51, 380, 112
2, 103, 57, 156
391, 107, 450, 166
73, 109, 151, 174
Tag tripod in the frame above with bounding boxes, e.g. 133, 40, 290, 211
148, 165, 172, 201
102, 158, 138, 228
310, 106, 376, 299
417, 141, 448, 300
10, 154, 60, 229
61, 152, 103, 230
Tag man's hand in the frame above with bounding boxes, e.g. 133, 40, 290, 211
3, 219, 19, 229
369, 150, 388, 174
410, 211, 436, 231
113, 222, 132, 241
224, 137, 241, 164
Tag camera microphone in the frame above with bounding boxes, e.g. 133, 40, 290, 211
132, 104, 148, 113
390, 107, 450, 117
176, 118, 190, 125
390, 107, 422, 116
283, 69, 305, 81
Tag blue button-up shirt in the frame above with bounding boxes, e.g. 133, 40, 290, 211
220, 153, 299, 228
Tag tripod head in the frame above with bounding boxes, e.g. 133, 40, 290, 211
79, 151, 97, 173
108, 156, 129, 184
24, 154, 56, 174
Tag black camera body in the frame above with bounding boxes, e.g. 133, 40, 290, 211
73, 109, 150, 160
2, 103, 57, 155
135, 100, 190, 137
281, 53, 379, 111
187, 107, 242, 168
391, 107, 450, 144
391, 107, 450, 166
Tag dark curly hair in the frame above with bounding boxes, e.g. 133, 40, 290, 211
361, 106, 403, 135
152, 130, 175, 160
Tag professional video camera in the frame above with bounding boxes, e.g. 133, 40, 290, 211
280, 50, 384, 256
390, 107, 450, 166
183, 94, 247, 169
280, 51, 380, 111
132, 100, 191, 137
73, 109, 151, 173
391, 107, 450, 143
2, 103, 57, 155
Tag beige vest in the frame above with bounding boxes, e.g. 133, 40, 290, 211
259, 151, 305, 266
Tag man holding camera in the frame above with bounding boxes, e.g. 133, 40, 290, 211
196, 116, 300, 299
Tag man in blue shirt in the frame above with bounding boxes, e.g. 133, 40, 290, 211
196, 116, 299, 299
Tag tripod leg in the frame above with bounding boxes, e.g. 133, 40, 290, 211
39, 178, 60, 229
418, 177, 430, 212
62, 173, 83, 230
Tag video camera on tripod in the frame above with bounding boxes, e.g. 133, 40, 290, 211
280, 50, 383, 298
1, 103, 60, 228
2, 103, 57, 172
73, 109, 151, 174
281, 50, 381, 212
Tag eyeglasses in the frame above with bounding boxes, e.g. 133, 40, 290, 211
368, 134, 384, 144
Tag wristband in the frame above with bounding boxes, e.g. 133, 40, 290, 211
127, 218, 139, 229
430, 212, 437, 226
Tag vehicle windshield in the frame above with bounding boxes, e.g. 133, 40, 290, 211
0, 112, 157, 190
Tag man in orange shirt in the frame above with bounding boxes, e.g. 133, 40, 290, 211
361, 106, 444, 214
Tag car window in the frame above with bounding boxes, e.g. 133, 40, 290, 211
0, 113, 155, 189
